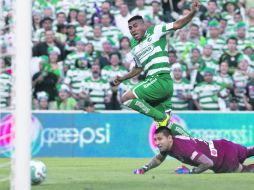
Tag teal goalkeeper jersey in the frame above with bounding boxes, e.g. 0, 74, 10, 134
131, 23, 174, 77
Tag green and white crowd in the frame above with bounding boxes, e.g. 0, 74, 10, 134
1, 0, 254, 111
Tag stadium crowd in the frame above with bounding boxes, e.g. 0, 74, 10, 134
1, 0, 254, 111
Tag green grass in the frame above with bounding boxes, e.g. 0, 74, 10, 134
0, 158, 254, 190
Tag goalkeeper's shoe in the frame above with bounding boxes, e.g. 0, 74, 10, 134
133, 165, 149, 175
155, 113, 170, 128
175, 166, 190, 174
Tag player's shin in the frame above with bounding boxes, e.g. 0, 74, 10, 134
123, 99, 165, 121
169, 122, 192, 137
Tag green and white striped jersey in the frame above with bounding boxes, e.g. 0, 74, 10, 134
206, 37, 226, 60
101, 65, 128, 81
232, 70, 250, 108
64, 68, 91, 94
81, 76, 111, 110
83, 0, 104, 22
0, 72, 12, 108
102, 26, 123, 48
203, 56, 219, 72
131, 23, 174, 77
214, 73, 233, 88
237, 38, 252, 52
172, 78, 193, 110
65, 52, 93, 66
192, 81, 225, 110
247, 25, 254, 43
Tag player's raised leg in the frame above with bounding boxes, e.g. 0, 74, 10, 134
121, 75, 171, 126
121, 90, 167, 123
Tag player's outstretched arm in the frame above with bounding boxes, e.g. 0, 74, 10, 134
173, 0, 200, 30
134, 154, 166, 175
191, 154, 214, 174
113, 67, 143, 86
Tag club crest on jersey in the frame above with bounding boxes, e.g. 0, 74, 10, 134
136, 45, 154, 60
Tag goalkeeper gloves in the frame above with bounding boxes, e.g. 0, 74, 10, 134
175, 166, 191, 174
133, 165, 149, 175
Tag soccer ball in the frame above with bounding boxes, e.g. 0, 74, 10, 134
30, 160, 47, 185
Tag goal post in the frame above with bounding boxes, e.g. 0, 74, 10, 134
11, 0, 32, 189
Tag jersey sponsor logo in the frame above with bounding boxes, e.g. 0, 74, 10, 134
136, 45, 154, 60
144, 78, 157, 88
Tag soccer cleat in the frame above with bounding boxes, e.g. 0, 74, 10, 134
156, 113, 170, 128
175, 166, 190, 174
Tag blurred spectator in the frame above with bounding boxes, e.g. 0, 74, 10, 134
34, 91, 49, 110
206, 19, 226, 61
33, 30, 65, 61
65, 40, 90, 68
76, 11, 92, 38
214, 61, 234, 108
131, 0, 152, 18
162, 0, 181, 21
98, 41, 114, 68
243, 78, 254, 110
102, 52, 127, 81
64, 57, 91, 100
232, 56, 254, 110
171, 63, 193, 110
119, 36, 131, 65
185, 48, 205, 86
47, 46, 64, 81
171, 29, 196, 63
228, 97, 239, 111
51, 84, 78, 110
200, 0, 221, 28
88, 24, 106, 56
214, 61, 234, 91
33, 17, 53, 43
79, 63, 112, 110
192, 68, 227, 110
65, 24, 79, 53
32, 10, 42, 33
84, 101, 95, 112
115, 3, 132, 38
91, 1, 114, 26
67, 7, 79, 24
55, 23, 67, 43
54, 11, 67, 26
202, 44, 218, 73
246, 7, 254, 42
243, 45, 254, 66
32, 60, 58, 102
236, 21, 252, 51
101, 13, 123, 48
0, 58, 12, 109
219, 36, 243, 75
151, 0, 165, 24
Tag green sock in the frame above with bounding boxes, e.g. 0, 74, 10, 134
169, 123, 192, 137
125, 99, 165, 121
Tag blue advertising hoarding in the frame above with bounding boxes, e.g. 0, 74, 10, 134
0, 112, 253, 158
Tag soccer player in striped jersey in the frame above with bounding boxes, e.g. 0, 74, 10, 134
134, 127, 254, 175
113, 1, 200, 128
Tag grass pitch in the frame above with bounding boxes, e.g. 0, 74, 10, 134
0, 158, 254, 190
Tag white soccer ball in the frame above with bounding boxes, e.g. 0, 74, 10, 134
30, 160, 47, 185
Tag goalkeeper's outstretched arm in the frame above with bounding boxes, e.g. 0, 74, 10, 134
134, 154, 166, 174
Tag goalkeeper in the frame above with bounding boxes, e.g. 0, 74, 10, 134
134, 127, 254, 174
